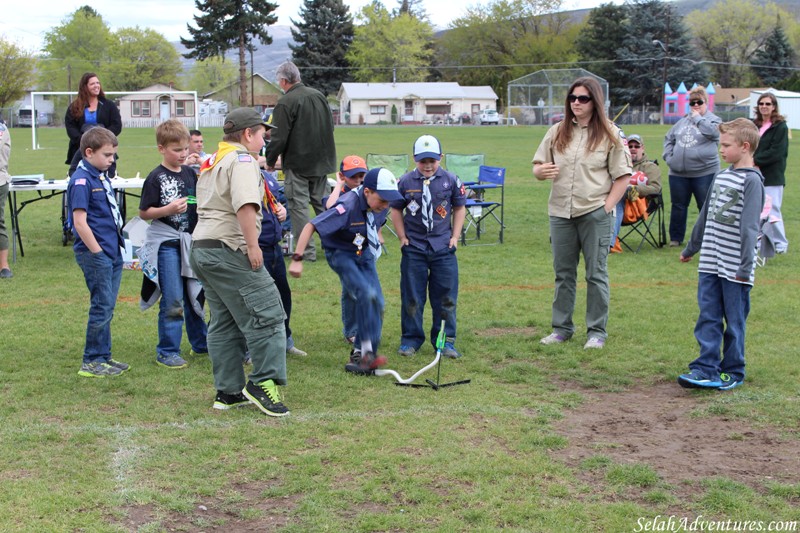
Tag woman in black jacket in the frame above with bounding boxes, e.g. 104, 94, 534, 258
65, 72, 122, 175
754, 92, 789, 253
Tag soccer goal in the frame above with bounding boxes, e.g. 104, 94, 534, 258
29, 90, 200, 151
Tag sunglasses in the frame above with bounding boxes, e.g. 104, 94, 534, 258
689, 100, 705, 107
758, 102, 773, 106
628, 143, 642, 149
568, 94, 592, 104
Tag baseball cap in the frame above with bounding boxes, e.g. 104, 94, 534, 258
363, 168, 403, 202
627, 134, 643, 145
340, 155, 368, 178
223, 108, 276, 134
413, 135, 442, 162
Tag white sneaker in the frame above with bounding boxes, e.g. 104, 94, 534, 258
540, 332, 567, 345
287, 346, 308, 356
584, 337, 605, 349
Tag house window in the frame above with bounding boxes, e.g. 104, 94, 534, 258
425, 105, 449, 115
176, 100, 194, 117
132, 100, 150, 117
370, 105, 386, 115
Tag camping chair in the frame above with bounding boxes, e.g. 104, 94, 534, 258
444, 153, 485, 186
366, 153, 410, 179
618, 193, 667, 253
461, 165, 506, 245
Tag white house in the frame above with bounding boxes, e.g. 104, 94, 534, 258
117, 84, 198, 128
750, 88, 800, 130
337, 82, 498, 125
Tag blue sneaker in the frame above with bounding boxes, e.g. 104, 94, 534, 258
677, 370, 722, 389
442, 342, 462, 359
719, 373, 743, 391
156, 353, 189, 369
397, 345, 417, 357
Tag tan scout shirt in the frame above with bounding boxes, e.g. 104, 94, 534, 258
533, 120, 631, 218
193, 142, 263, 252
0, 124, 10, 187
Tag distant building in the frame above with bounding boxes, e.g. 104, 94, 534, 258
117, 84, 197, 128
203, 74, 283, 114
337, 82, 499, 125
662, 82, 716, 124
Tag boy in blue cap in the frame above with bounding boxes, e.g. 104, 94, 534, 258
390, 134, 467, 359
289, 167, 402, 375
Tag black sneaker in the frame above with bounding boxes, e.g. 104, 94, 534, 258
345, 350, 373, 376
213, 391, 252, 410
242, 380, 290, 417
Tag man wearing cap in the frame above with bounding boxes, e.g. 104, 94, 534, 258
390, 135, 467, 359
189, 107, 290, 417
289, 168, 403, 375
610, 134, 662, 252
265, 61, 336, 262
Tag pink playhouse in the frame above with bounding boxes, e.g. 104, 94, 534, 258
662, 82, 716, 124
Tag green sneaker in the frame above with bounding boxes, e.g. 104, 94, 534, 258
78, 361, 123, 378
242, 380, 290, 417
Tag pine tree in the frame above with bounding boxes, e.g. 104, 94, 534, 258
752, 23, 795, 87
575, 3, 628, 100
290, 0, 354, 96
181, 0, 277, 106
393, 0, 427, 20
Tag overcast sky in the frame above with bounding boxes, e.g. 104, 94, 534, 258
1, 0, 609, 52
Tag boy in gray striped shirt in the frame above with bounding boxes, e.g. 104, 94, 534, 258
677, 118, 765, 391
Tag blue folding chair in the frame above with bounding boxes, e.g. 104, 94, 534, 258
462, 165, 506, 245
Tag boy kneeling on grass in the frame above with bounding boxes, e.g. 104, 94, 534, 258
677, 118, 765, 391
68, 127, 129, 378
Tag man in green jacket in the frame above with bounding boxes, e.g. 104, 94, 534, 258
265, 61, 336, 262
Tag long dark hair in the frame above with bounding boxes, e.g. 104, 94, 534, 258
553, 77, 620, 154
69, 73, 105, 119
753, 92, 786, 127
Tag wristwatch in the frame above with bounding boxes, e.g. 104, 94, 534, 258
291, 253, 304, 262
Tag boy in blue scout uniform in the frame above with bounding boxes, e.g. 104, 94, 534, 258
323, 155, 368, 345
190, 108, 290, 417
390, 135, 467, 359
67, 127, 130, 378
289, 167, 403, 375
259, 164, 307, 358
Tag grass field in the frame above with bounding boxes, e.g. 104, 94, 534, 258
2, 124, 799, 531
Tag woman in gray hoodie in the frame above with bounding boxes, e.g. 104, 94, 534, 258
663, 86, 722, 246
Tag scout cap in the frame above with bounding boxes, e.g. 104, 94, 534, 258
627, 134, 643, 145
363, 168, 403, 202
340, 155, 368, 178
223, 108, 275, 134
413, 135, 442, 162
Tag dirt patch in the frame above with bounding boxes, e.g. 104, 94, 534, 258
552, 382, 800, 497
478, 326, 539, 337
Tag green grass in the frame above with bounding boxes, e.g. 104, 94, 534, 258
2, 124, 800, 530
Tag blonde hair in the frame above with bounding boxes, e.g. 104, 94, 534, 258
719, 118, 760, 154
688, 86, 707, 102
156, 119, 190, 147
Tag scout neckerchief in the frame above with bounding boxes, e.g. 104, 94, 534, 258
78, 160, 124, 246
263, 179, 279, 214
199, 142, 241, 174
366, 211, 381, 260
421, 172, 437, 233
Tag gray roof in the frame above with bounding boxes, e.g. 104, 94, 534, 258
340, 82, 497, 100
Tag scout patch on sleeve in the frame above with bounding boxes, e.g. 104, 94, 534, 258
238, 154, 252, 163
74, 178, 87, 186
335, 204, 347, 214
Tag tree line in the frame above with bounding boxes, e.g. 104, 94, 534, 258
1, 0, 798, 112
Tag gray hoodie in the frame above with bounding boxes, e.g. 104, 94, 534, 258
663, 111, 722, 178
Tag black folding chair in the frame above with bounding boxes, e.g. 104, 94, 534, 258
619, 193, 667, 253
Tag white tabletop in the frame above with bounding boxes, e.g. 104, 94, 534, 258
9, 177, 145, 192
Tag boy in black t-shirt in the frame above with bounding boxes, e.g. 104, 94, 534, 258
139, 119, 208, 369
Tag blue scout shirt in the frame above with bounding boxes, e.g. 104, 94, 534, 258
258, 170, 284, 248
312, 186, 387, 258
67, 160, 123, 259
321, 183, 353, 210
391, 167, 467, 252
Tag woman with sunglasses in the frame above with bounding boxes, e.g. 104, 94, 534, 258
663, 86, 722, 247
753, 93, 789, 254
533, 77, 631, 350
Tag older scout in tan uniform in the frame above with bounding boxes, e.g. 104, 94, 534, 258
0, 122, 12, 278
189, 108, 289, 417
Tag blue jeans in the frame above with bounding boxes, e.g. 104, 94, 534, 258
262, 243, 294, 345
400, 245, 459, 350
668, 173, 714, 243
157, 243, 208, 356
611, 195, 627, 245
75, 250, 122, 364
690, 273, 750, 382
326, 248, 384, 352
325, 250, 357, 339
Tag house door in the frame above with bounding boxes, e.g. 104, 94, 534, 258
160, 99, 170, 121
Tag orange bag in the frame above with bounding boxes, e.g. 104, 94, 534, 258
623, 197, 648, 224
